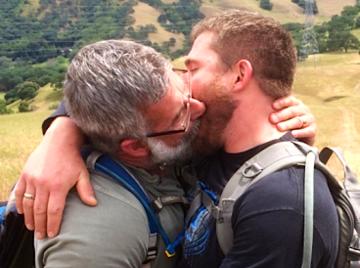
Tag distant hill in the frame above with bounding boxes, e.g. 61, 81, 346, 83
0, 0, 359, 97
0, 0, 357, 64
200, 0, 356, 23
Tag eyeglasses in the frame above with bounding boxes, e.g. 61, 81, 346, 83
145, 69, 191, 138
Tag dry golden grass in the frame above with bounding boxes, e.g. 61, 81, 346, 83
21, 0, 40, 17
132, 2, 185, 51
294, 52, 360, 176
0, 111, 51, 200
200, 0, 356, 24
0, 86, 60, 200
352, 29, 360, 40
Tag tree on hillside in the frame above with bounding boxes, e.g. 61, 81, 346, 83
5, 81, 40, 104
18, 101, 32, 112
327, 31, 360, 52
260, 0, 273, 10
0, 99, 10, 114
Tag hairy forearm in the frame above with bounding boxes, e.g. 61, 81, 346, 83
44, 116, 85, 150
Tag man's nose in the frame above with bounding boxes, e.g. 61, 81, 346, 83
189, 98, 206, 121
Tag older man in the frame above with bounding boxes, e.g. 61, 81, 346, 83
34, 39, 205, 267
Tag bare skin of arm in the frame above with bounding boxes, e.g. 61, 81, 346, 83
15, 116, 96, 239
15, 95, 316, 239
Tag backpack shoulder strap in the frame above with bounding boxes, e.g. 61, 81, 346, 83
318, 147, 360, 266
86, 152, 183, 261
216, 141, 314, 255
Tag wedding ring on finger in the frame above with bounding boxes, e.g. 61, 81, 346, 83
24, 193, 35, 200
297, 117, 306, 128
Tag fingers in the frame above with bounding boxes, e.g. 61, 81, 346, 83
76, 169, 97, 206
33, 186, 49, 240
22, 184, 36, 231
47, 191, 67, 238
274, 114, 315, 132
15, 178, 26, 214
291, 121, 317, 146
272, 95, 301, 110
270, 102, 310, 125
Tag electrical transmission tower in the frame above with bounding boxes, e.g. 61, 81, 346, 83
299, 0, 319, 60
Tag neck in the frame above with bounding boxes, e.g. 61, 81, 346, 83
222, 85, 285, 153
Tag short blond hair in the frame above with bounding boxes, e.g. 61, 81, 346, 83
191, 10, 297, 98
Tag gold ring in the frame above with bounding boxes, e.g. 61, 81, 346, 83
24, 193, 35, 200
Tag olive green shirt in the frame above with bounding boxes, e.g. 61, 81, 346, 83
35, 165, 184, 268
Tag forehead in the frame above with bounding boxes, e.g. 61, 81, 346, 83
186, 31, 222, 67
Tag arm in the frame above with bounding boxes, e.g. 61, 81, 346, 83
270, 95, 316, 145
16, 105, 96, 239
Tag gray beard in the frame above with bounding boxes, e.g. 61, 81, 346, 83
147, 121, 200, 164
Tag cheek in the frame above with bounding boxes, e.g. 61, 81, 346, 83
191, 75, 213, 99
190, 78, 204, 98
157, 133, 184, 147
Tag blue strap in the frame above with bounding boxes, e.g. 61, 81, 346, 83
93, 154, 180, 256
0, 205, 6, 225
198, 181, 219, 205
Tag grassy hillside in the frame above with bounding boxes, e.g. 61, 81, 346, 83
200, 0, 356, 24
0, 111, 50, 200
21, 0, 40, 16
352, 28, 360, 39
0, 86, 61, 200
293, 52, 360, 176
132, 2, 185, 50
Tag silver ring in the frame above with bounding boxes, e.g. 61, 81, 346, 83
24, 193, 35, 200
297, 117, 304, 128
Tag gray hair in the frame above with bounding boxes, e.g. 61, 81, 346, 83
64, 40, 171, 154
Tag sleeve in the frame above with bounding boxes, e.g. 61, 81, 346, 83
35, 182, 150, 268
42, 101, 68, 134
219, 170, 305, 268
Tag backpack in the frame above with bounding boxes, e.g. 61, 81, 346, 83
0, 151, 186, 267
186, 141, 360, 268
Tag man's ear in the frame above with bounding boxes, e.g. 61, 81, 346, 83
120, 139, 150, 157
233, 59, 253, 91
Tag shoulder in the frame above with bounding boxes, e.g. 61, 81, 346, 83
235, 167, 303, 216
235, 166, 334, 216
35, 172, 149, 268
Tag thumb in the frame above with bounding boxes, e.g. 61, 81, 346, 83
76, 170, 97, 206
